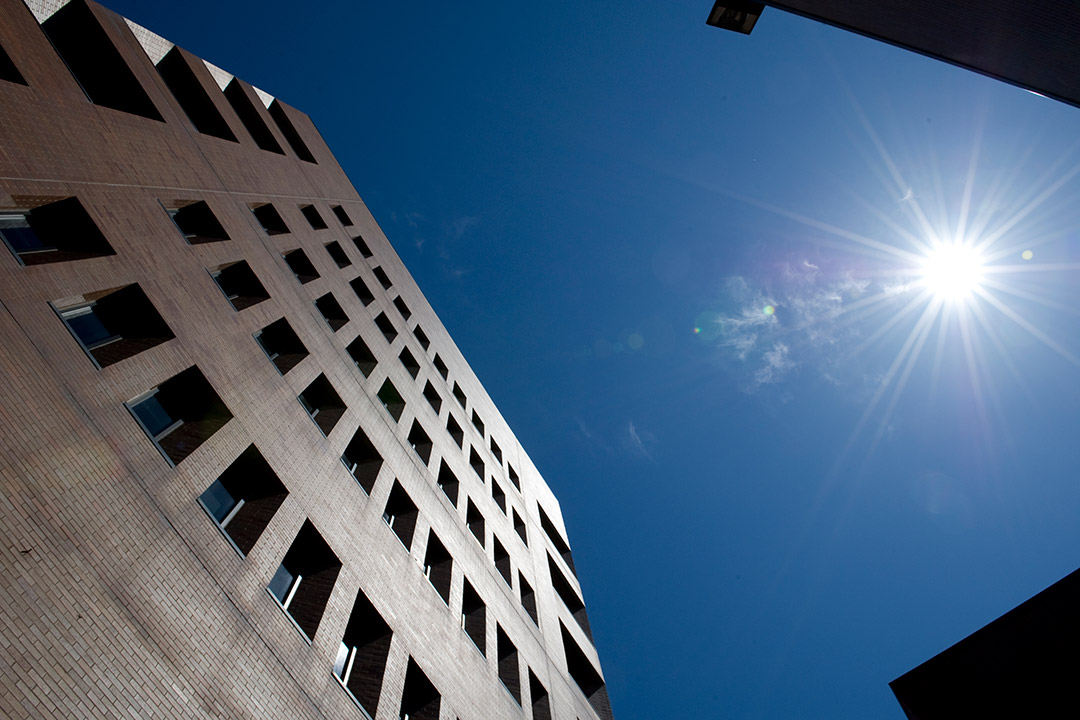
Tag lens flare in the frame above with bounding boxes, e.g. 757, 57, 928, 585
921, 243, 985, 300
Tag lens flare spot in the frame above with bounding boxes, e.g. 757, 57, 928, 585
763, 305, 775, 316
628, 333, 644, 349
1022, 249, 1033, 261
921, 243, 985, 300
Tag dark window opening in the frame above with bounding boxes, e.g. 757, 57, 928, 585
705, 1, 765, 35
494, 537, 512, 587
268, 520, 341, 640
529, 671, 551, 720
513, 508, 528, 546
199, 445, 287, 555
301, 204, 327, 230
446, 414, 464, 448
413, 325, 430, 351
374, 312, 398, 343
490, 438, 503, 464
53, 283, 174, 369
209, 260, 269, 312
334, 589, 392, 720
315, 292, 349, 332
461, 581, 486, 655
224, 79, 284, 154
452, 382, 467, 409
298, 374, 346, 437
436, 461, 459, 507
539, 505, 577, 576
508, 464, 520, 491
466, 500, 485, 548
423, 533, 453, 605
1, 197, 114, 265
165, 200, 229, 244
127, 366, 232, 466
254, 318, 308, 375
341, 426, 382, 494
42, 0, 162, 120
471, 411, 485, 437
352, 235, 373, 258
433, 354, 448, 380
399, 658, 441, 720
519, 574, 539, 626
324, 240, 350, 268
282, 248, 318, 283
549, 554, 593, 642
382, 481, 419, 550
372, 265, 392, 289
492, 479, 506, 514
350, 275, 375, 306
269, 100, 317, 163
497, 625, 522, 705
377, 378, 405, 421
408, 420, 433, 465
423, 381, 442, 414
252, 203, 289, 235
398, 347, 420, 378
346, 334, 377, 377
332, 205, 353, 227
156, 47, 235, 141
0, 42, 27, 85
392, 295, 411, 320
561, 623, 614, 720
469, 447, 484, 478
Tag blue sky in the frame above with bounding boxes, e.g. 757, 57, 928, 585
109, 2, 1080, 717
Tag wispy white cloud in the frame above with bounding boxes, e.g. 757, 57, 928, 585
626, 420, 655, 461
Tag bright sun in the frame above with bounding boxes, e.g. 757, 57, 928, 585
921, 243, 985, 300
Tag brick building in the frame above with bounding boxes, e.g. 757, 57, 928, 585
0, 1, 615, 719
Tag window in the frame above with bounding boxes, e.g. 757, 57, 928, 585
1, 197, 114, 266
508, 464, 520, 491
471, 410, 485, 437
352, 235, 373, 258
198, 445, 287, 555
298, 374, 346, 437
346, 334, 378, 377
494, 536, 512, 587
497, 625, 522, 705
399, 658, 441, 720
376, 379, 405, 421
422, 381, 442, 414
300, 204, 327, 230
350, 275, 375, 306
254, 318, 308, 375
513, 508, 528, 546
529, 671, 551, 720
561, 622, 614, 720
412, 325, 430, 351
461, 580, 486, 655
268, 520, 341, 639
332, 205, 353, 227
382, 481, 418, 550
127, 366, 232, 466
252, 203, 290, 235
324, 240, 350, 268
42, 0, 163, 120
436, 460, 459, 507
270, 100, 317, 163
156, 47, 236, 141
408, 420, 433, 465
340, 426, 382, 494
53, 284, 174, 369
519, 573, 538, 626
0, 42, 27, 85
433, 354, 449, 380
372, 265, 392, 290
164, 200, 230, 244
423, 533, 453, 605
334, 588, 392, 720
452, 382, 467, 409
315, 292, 349, 332
225, 78, 284, 154
549, 554, 593, 642
466, 500, 485, 547
398, 347, 420, 379
209, 260, 270, 311
392, 295, 411, 320
374, 312, 398, 343
446, 414, 464, 448
539, 505, 577, 576
492, 479, 506, 514
282, 248, 318, 283
490, 438, 503, 464
469, 447, 484, 478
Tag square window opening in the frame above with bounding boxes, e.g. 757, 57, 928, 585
372, 265, 392, 290
392, 295, 411, 320
315, 292, 349, 332
270, 100, 317, 163
127, 366, 232, 466
561, 622, 614, 720
423, 533, 453, 605
398, 347, 420, 379
461, 580, 486, 655
490, 438, 503, 464
400, 658, 441, 720
452, 382, 467, 409
407, 420, 433, 465
341, 426, 382, 494
283, 248, 319, 283
539, 504, 578, 576
332, 205, 353, 227
494, 537, 512, 587
374, 312, 398, 343
508, 464, 521, 491
469, 447, 484, 478
352, 235, 373, 258
376, 378, 406, 422
446, 414, 464, 448
433, 354, 449, 380
254, 318, 308, 375
519, 574, 539, 627
382, 480, 418, 550
350, 275, 375, 306
198, 445, 287, 555
346, 334, 378, 377
209, 260, 270, 311
252, 203, 289, 235
335, 589, 392, 719
268, 520, 341, 639
324, 240, 350, 268
225, 79, 284, 154
2, 197, 114, 265
549, 554, 593, 642
436, 460, 459, 507
513, 508, 528, 546
156, 47, 235, 141
471, 410, 485, 437
53, 283, 174, 368
0, 42, 27, 86
298, 374, 347, 437
529, 671, 551, 720
422, 381, 442, 414
466, 500, 485, 548
492, 479, 506, 514
412, 325, 430, 351
165, 200, 229, 244
496, 625, 522, 705
301, 204, 328, 230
